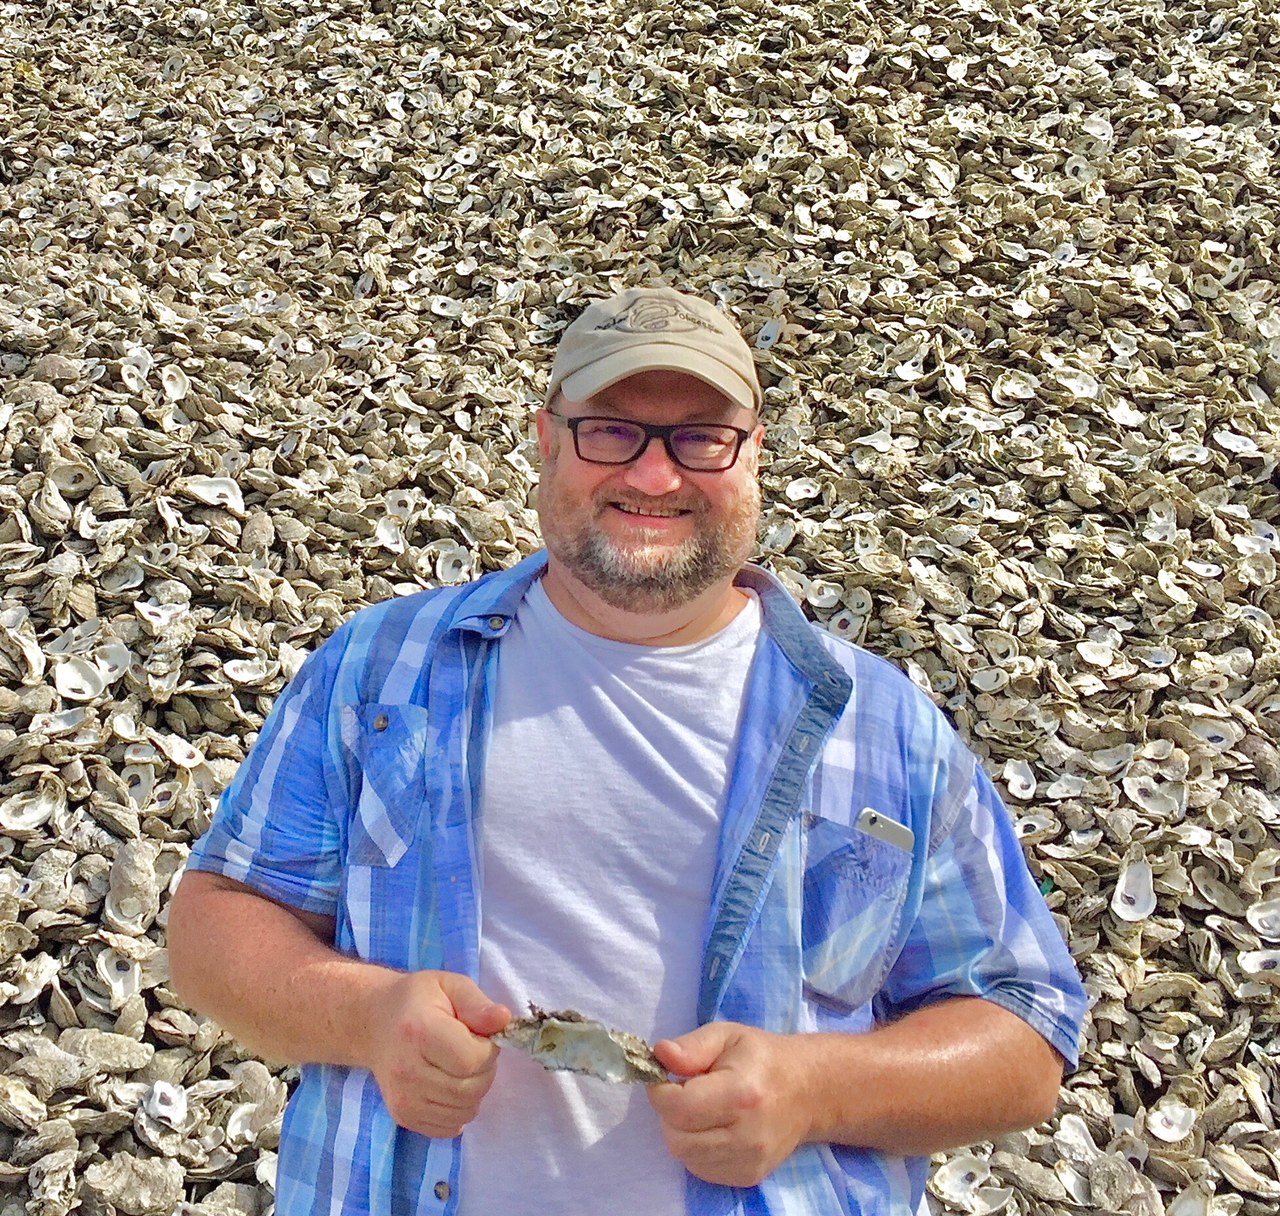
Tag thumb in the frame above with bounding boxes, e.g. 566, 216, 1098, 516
654, 1022, 735, 1078
437, 973, 511, 1036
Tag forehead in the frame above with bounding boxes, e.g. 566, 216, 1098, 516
569, 370, 745, 423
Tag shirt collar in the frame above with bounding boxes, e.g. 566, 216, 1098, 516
449, 550, 853, 700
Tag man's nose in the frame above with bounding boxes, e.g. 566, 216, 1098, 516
621, 435, 684, 495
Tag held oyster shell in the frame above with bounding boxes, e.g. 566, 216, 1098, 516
494, 1005, 667, 1085
2, 0, 1279, 1211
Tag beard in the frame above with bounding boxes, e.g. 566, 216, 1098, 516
537, 471, 761, 614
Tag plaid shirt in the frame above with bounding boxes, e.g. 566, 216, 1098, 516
189, 551, 1086, 1216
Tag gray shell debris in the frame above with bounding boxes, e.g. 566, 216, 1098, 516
1, 0, 1278, 1211
495, 1006, 667, 1085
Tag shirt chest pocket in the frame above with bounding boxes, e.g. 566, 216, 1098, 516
345, 703, 432, 868
801, 810, 913, 1013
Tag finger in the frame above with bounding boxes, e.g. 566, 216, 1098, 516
647, 1074, 739, 1133
659, 1126, 776, 1189
418, 1060, 499, 1108
430, 1030, 502, 1081
383, 1069, 495, 1130
437, 972, 511, 1036
402, 1010, 502, 1079
380, 1051, 493, 1113
654, 1023, 736, 1077
385, 1091, 474, 1137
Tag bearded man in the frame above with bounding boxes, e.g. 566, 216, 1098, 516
169, 286, 1086, 1216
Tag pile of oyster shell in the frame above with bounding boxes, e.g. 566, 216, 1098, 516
1, 0, 1277, 1212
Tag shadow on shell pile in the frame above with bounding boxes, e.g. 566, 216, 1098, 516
1, 0, 1279, 1213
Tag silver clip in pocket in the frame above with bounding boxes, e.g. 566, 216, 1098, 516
854, 807, 915, 854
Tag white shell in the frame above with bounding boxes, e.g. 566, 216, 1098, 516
992, 369, 1039, 403
1166, 1182, 1214, 1216
102, 841, 162, 936
1003, 759, 1036, 800
94, 640, 133, 683
1052, 1113, 1100, 1168
1238, 950, 1280, 984
375, 516, 406, 553
142, 1080, 188, 1129
971, 666, 1009, 692
121, 764, 155, 808
94, 949, 142, 1007
1076, 640, 1114, 667
134, 599, 188, 628
1245, 897, 1280, 940
223, 655, 277, 685
755, 318, 783, 349
930, 1154, 1006, 1210
931, 1157, 988, 1203
160, 364, 190, 400
432, 540, 473, 585
805, 579, 842, 609
0, 785, 61, 835
48, 458, 98, 498
784, 477, 822, 502
1045, 773, 1086, 800
1112, 856, 1157, 921
1054, 367, 1099, 398
1147, 1096, 1196, 1142
1186, 717, 1244, 750
153, 734, 205, 768
100, 559, 145, 594
54, 655, 108, 701
183, 475, 245, 513
119, 348, 152, 391
844, 587, 873, 616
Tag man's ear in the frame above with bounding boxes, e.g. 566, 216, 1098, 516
535, 408, 556, 462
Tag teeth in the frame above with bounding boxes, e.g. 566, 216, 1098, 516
616, 503, 683, 518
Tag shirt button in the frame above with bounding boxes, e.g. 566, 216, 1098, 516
373, 714, 389, 732
433, 1181, 450, 1201
487, 615, 504, 630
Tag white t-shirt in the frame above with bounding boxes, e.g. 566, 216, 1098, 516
460, 579, 761, 1215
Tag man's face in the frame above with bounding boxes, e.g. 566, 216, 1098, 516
535, 369, 764, 614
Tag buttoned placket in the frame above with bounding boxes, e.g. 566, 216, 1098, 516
420, 608, 513, 1216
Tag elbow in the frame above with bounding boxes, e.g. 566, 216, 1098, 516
166, 868, 240, 1008
1023, 1053, 1066, 1129
165, 878, 199, 1008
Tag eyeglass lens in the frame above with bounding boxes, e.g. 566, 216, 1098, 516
574, 418, 742, 470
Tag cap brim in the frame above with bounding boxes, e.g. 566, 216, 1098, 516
553, 347, 759, 414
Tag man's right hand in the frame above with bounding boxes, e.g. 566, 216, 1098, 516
168, 875, 511, 1138
364, 971, 511, 1139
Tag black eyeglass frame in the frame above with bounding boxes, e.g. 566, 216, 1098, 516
544, 411, 754, 472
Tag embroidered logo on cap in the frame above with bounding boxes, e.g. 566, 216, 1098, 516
597, 298, 719, 335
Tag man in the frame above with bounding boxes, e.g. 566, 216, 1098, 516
169, 286, 1086, 1216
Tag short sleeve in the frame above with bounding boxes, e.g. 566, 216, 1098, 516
875, 757, 1088, 1068
187, 645, 343, 918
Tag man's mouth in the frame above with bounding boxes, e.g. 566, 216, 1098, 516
612, 502, 691, 519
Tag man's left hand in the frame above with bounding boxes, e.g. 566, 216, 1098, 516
646, 1022, 811, 1188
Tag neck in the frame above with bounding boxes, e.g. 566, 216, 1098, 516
540, 559, 749, 645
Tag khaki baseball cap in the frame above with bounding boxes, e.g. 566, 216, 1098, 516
544, 286, 763, 414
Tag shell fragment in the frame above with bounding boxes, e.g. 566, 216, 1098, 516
494, 1006, 666, 1085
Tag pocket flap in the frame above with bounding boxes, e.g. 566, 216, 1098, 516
344, 703, 431, 867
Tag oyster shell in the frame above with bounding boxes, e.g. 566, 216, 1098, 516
494, 1005, 666, 1085
0, 0, 1278, 1211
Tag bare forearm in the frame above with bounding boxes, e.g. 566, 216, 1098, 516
794, 997, 1064, 1156
167, 874, 399, 1067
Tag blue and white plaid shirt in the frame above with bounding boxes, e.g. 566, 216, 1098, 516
189, 551, 1086, 1216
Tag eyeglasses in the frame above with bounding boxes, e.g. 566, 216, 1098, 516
545, 412, 753, 472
